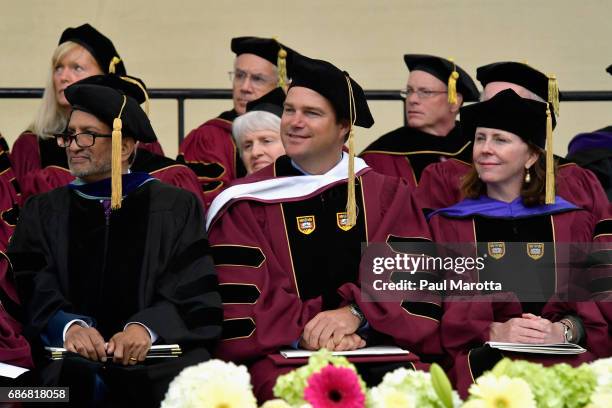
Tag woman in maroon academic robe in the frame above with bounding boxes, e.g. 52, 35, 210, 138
428, 89, 610, 397
414, 61, 609, 220
9, 24, 186, 204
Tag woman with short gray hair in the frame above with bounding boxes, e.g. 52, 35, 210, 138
232, 87, 286, 174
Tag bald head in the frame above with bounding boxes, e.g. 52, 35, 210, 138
482, 81, 545, 102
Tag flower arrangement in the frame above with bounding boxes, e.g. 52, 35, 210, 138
588, 357, 612, 406
484, 358, 598, 408
273, 349, 366, 407
460, 357, 612, 408
462, 374, 536, 408
161, 359, 257, 408
304, 364, 365, 408
260, 400, 300, 408
160, 354, 612, 408
589, 358, 612, 396
367, 364, 460, 408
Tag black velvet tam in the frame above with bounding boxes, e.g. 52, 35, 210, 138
460, 89, 548, 149
246, 87, 286, 118
59, 23, 126, 76
404, 54, 480, 102
65, 83, 156, 142
289, 54, 374, 128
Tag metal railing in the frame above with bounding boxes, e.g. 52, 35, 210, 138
1, 88, 611, 145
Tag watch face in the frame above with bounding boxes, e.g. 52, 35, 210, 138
565, 327, 574, 343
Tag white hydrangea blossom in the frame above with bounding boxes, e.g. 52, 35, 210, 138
367, 368, 461, 408
161, 359, 257, 408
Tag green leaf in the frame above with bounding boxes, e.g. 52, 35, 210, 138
430, 363, 453, 408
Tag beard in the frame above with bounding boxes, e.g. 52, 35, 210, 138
69, 159, 112, 180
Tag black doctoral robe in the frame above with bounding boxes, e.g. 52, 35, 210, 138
8, 179, 222, 407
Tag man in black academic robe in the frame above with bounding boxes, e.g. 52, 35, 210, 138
8, 78, 221, 407
360, 54, 480, 189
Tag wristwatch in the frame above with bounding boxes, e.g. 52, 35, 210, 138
348, 303, 365, 326
559, 319, 575, 343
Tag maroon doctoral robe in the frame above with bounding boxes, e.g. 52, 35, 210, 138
591, 217, 612, 353
429, 206, 610, 397
360, 123, 471, 190
178, 110, 246, 209
208, 155, 441, 401
10, 131, 203, 205
0, 254, 33, 369
415, 158, 610, 221
0, 135, 20, 251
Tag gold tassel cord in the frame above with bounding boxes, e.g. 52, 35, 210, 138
108, 56, 121, 74
548, 74, 560, 117
545, 105, 555, 204
447, 58, 459, 105
344, 76, 357, 228
121, 76, 150, 117
111, 95, 127, 210
277, 47, 288, 89
347, 127, 356, 226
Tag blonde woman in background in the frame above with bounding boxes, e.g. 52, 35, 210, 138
9, 24, 204, 204
9, 23, 165, 202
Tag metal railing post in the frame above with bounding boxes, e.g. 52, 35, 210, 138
177, 97, 185, 147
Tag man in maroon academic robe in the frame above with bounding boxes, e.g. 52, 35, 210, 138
178, 37, 298, 208
414, 61, 610, 221
360, 55, 480, 189
207, 54, 442, 402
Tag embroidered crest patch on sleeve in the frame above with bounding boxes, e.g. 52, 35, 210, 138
296, 215, 316, 235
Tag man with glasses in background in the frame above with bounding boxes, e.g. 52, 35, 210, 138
178, 36, 297, 207
360, 54, 479, 189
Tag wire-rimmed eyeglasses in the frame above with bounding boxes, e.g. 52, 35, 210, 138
400, 87, 448, 99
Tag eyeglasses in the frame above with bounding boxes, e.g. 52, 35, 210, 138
54, 131, 112, 148
400, 88, 448, 99
228, 69, 276, 89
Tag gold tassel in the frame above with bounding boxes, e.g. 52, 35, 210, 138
108, 56, 121, 74
344, 76, 357, 227
121, 76, 150, 116
346, 127, 356, 226
447, 58, 459, 105
545, 104, 555, 204
548, 74, 560, 117
276, 42, 288, 90
111, 96, 127, 210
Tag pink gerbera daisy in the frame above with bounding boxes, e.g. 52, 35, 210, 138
304, 364, 365, 408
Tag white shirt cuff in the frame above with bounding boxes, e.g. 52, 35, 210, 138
124, 322, 158, 343
63, 319, 90, 342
